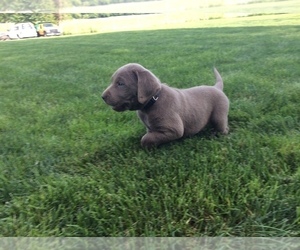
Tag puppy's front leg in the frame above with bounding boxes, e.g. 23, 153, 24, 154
141, 129, 183, 148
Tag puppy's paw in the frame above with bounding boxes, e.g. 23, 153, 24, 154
212, 126, 229, 137
141, 134, 158, 148
222, 126, 229, 135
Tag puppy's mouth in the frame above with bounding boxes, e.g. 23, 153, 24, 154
111, 103, 130, 112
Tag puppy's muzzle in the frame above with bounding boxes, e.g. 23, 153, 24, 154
101, 91, 110, 103
101, 94, 107, 102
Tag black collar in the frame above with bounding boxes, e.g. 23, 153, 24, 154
142, 91, 160, 110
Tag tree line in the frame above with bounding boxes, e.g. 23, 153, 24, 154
0, 0, 157, 23
70, 0, 156, 6
0, 13, 146, 24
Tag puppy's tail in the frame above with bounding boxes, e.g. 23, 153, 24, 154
213, 68, 223, 91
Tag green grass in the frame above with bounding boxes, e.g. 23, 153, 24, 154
0, 14, 300, 236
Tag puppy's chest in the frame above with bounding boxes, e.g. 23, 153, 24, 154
137, 111, 155, 131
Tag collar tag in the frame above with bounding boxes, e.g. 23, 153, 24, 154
142, 92, 160, 110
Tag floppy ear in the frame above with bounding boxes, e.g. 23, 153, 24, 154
136, 69, 161, 104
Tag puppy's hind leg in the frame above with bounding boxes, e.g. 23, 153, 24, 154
211, 114, 229, 135
210, 98, 229, 135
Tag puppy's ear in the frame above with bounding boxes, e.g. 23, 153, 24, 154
136, 69, 161, 104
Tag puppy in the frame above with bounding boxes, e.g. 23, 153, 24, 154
102, 63, 229, 148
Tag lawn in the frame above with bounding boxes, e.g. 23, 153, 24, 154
60, 0, 300, 35
0, 14, 299, 236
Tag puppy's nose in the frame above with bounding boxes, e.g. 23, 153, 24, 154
102, 89, 111, 102
101, 94, 107, 101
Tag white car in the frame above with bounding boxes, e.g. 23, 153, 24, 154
8, 22, 37, 39
36, 22, 62, 36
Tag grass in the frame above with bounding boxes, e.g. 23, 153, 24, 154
59, 0, 300, 35
0, 14, 300, 236
59, 13, 300, 35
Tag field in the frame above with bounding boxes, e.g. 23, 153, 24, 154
61, 0, 300, 35
0, 13, 300, 236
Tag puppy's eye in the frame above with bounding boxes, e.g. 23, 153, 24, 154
117, 81, 125, 87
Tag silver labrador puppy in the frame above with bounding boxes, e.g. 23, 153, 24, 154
102, 63, 229, 148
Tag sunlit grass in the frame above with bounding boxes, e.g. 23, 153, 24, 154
59, 13, 300, 35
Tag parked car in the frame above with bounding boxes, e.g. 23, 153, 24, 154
36, 23, 62, 37
7, 22, 37, 39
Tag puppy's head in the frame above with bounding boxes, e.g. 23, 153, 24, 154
102, 63, 161, 112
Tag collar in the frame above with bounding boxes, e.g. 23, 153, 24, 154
142, 91, 160, 110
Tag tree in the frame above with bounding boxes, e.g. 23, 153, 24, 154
0, 0, 56, 13
0, 0, 70, 24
